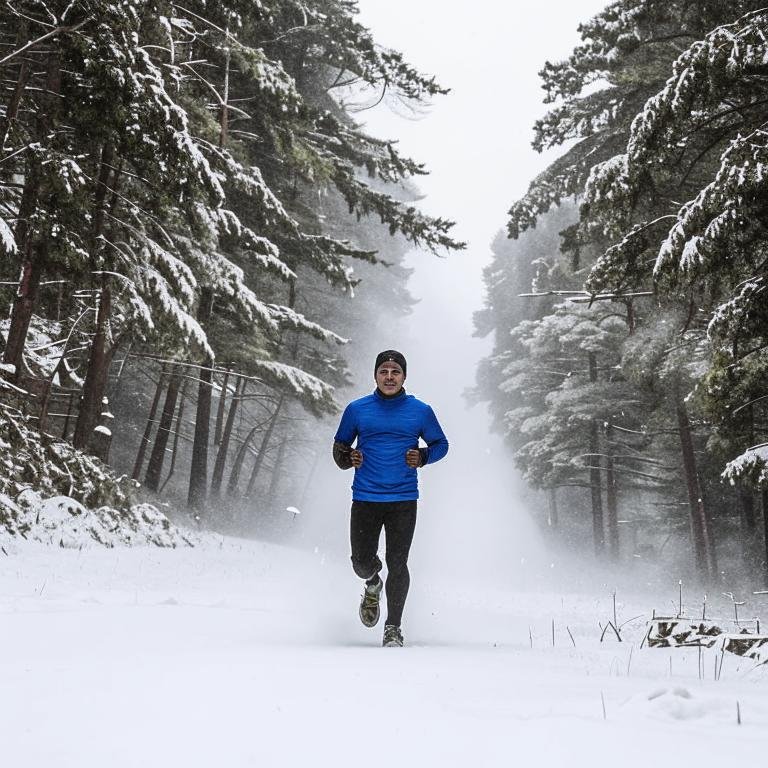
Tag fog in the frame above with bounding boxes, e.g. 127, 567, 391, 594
289, 1, 617, 592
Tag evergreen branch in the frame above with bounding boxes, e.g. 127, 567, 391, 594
179, 61, 251, 118
0, 17, 90, 66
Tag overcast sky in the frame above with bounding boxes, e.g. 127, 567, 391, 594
354, 0, 609, 316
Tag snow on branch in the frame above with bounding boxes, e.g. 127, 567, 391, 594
507, 132, 605, 239
723, 443, 768, 488
653, 126, 768, 281
266, 305, 348, 346
250, 360, 337, 416
0, 217, 16, 255
586, 10, 768, 301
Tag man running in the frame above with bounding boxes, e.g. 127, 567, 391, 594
333, 350, 449, 647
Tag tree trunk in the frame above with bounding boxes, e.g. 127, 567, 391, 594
762, 489, 768, 589
90, 408, 113, 463
72, 282, 112, 451
226, 420, 264, 497
0, 21, 31, 147
188, 288, 215, 515
133, 363, 168, 480
740, 404, 758, 564
246, 396, 283, 496
211, 377, 244, 498
160, 377, 189, 494
676, 393, 715, 581
625, 300, 635, 335
298, 449, 321, 513
36, 378, 53, 434
61, 391, 75, 440
214, 365, 232, 446
71, 139, 116, 453
3, 251, 43, 379
3, 49, 62, 377
3, 149, 43, 372
605, 422, 619, 561
587, 352, 604, 556
588, 422, 604, 556
547, 487, 559, 530
109, 343, 132, 403
219, 31, 230, 148
266, 437, 288, 505
739, 490, 757, 565
605, 454, 619, 560
144, 366, 182, 492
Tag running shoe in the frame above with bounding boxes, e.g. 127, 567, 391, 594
382, 624, 404, 647
359, 577, 383, 627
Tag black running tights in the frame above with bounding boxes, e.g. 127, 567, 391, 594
350, 500, 417, 628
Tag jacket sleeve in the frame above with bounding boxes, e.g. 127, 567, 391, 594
333, 441, 353, 470
420, 405, 449, 465
333, 403, 357, 470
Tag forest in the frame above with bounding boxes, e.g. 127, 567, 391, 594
474, 0, 768, 584
6, 4, 768, 760
3, 0, 768, 587
0, 0, 461, 539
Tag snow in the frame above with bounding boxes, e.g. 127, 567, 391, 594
0, 216, 16, 254
0, 492, 193, 549
2, 535, 767, 767
267, 303, 348, 345
722, 443, 768, 486
0, 316, 65, 378
253, 358, 336, 408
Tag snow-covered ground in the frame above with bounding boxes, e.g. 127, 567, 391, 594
2, 534, 767, 768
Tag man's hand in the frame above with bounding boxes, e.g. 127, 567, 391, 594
351, 449, 364, 468
405, 448, 422, 468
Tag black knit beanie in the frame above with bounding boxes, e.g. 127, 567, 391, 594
374, 350, 407, 377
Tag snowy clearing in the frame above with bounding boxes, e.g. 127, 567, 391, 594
2, 535, 767, 768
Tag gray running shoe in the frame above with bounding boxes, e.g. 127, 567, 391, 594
359, 578, 383, 627
382, 624, 404, 647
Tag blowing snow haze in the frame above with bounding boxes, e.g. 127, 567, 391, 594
293, 0, 610, 581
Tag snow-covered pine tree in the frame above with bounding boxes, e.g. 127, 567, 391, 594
486, 0, 768, 577
580, 9, 768, 575
508, 0, 765, 264
0, 3, 251, 445
502, 301, 658, 558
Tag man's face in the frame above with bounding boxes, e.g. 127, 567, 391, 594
375, 361, 405, 395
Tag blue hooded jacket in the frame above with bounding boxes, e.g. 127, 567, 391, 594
334, 389, 449, 501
